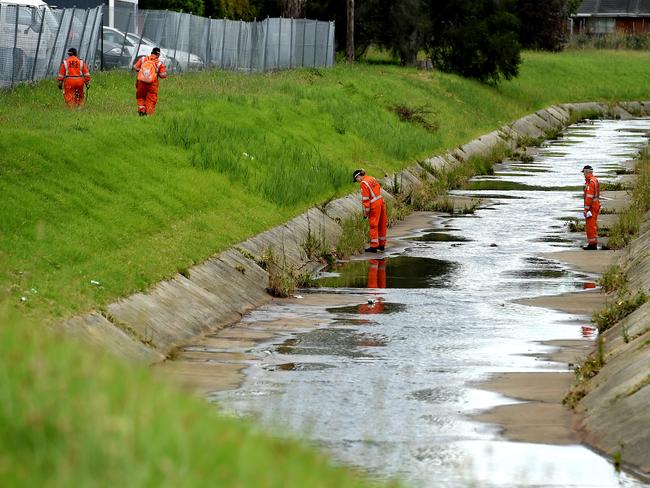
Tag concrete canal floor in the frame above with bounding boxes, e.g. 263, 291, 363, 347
160, 120, 650, 487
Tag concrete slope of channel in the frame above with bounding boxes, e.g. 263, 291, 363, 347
195, 117, 650, 487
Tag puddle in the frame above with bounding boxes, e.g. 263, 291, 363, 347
465, 181, 583, 191
264, 362, 336, 371
317, 256, 457, 289
275, 328, 387, 358
327, 300, 407, 315
407, 232, 472, 242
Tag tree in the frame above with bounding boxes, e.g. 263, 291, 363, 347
140, 0, 205, 16
515, 0, 574, 51
346, 0, 354, 61
282, 0, 305, 17
425, 0, 521, 84
369, 0, 429, 65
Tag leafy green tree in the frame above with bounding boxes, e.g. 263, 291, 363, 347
425, 0, 521, 84
369, 0, 429, 65
515, 0, 574, 51
140, 0, 205, 16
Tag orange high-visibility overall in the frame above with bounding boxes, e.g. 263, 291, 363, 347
133, 55, 167, 115
359, 175, 387, 249
584, 174, 601, 245
57, 56, 90, 107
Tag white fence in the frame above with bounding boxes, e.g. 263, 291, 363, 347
0, 4, 335, 89
0, 5, 102, 88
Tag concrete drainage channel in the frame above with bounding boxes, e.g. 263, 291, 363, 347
59, 101, 650, 480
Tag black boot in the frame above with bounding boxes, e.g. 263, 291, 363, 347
365, 247, 378, 253
378, 245, 385, 251
581, 243, 598, 250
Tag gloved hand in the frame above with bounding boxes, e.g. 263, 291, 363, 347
85, 81, 90, 89
585, 210, 593, 218
57, 81, 63, 90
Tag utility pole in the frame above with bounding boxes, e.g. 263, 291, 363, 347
346, 0, 354, 62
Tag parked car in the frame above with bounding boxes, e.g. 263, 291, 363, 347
102, 25, 203, 71
0, 0, 59, 82
100, 38, 130, 69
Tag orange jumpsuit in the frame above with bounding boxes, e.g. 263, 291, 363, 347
57, 55, 90, 108
133, 55, 167, 115
584, 174, 601, 246
359, 175, 387, 249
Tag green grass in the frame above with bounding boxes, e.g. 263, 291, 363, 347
593, 291, 648, 333
607, 147, 650, 248
0, 310, 382, 487
5, 51, 650, 323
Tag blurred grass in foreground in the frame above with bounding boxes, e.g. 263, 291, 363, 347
0, 308, 388, 487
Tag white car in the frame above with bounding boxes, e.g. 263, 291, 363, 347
103, 25, 203, 71
0, 0, 59, 81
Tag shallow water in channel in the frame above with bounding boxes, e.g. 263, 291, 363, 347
211, 120, 650, 487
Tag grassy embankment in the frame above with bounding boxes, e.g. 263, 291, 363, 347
4, 50, 650, 486
5, 50, 650, 323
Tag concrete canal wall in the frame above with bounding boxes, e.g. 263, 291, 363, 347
59, 101, 650, 473
578, 211, 650, 474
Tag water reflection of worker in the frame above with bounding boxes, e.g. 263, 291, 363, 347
367, 259, 386, 289
358, 297, 384, 314
358, 259, 386, 314
581, 165, 600, 250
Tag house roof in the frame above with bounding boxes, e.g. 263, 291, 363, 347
576, 0, 650, 17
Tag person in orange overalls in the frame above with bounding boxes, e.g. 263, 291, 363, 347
132, 47, 167, 116
582, 165, 601, 250
353, 169, 387, 253
57, 47, 90, 108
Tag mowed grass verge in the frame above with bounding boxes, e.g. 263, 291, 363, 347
3, 50, 650, 323
0, 310, 385, 487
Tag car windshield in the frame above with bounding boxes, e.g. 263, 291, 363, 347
126, 32, 156, 47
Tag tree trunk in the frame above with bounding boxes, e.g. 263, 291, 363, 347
282, 0, 305, 18
346, 0, 354, 61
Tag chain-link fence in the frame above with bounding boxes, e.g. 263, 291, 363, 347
0, 4, 102, 89
107, 7, 335, 73
1, 4, 335, 89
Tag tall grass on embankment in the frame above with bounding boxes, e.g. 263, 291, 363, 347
0, 310, 384, 488
606, 147, 650, 248
4, 51, 650, 322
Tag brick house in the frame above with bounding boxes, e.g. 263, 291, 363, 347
574, 0, 650, 34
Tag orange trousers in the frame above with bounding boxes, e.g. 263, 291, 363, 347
368, 200, 387, 248
63, 78, 85, 107
136, 81, 159, 115
585, 202, 601, 245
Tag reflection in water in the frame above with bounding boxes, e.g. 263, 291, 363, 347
327, 299, 407, 315
318, 256, 457, 289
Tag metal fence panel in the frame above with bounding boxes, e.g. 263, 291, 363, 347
1, 5, 334, 89
0, 5, 102, 88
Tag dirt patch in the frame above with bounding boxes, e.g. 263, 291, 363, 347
542, 249, 622, 274
516, 289, 611, 315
